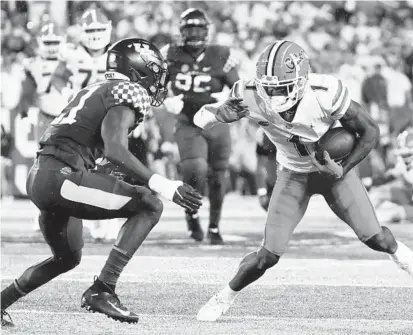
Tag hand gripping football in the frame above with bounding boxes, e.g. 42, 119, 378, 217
316, 127, 357, 162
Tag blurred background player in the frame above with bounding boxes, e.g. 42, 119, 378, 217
18, 22, 66, 231
370, 125, 413, 223
51, 7, 112, 100
161, 8, 240, 244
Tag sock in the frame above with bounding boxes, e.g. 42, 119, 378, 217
209, 209, 221, 230
389, 240, 413, 276
1, 281, 26, 310
218, 284, 239, 303
98, 245, 132, 290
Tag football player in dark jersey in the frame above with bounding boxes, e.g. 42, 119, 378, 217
1, 38, 202, 327
161, 8, 240, 244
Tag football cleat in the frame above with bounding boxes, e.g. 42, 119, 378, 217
197, 293, 233, 322
207, 228, 224, 245
81, 281, 139, 324
186, 212, 204, 242
1, 310, 14, 327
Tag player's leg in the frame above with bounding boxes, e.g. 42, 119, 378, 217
205, 123, 232, 244
197, 167, 311, 321
175, 121, 208, 241
1, 212, 83, 325
323, 169, 413, 277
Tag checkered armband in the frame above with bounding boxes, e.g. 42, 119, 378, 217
111, 81, 151, 116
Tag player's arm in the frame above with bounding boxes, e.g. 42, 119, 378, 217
193, 80, 249, 130
19, 70, 37, 118
339, 100, 380, 175
102, 105, 202, 210
51, 60, 73, 98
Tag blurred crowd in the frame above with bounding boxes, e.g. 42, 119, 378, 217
1, 1, 413, 223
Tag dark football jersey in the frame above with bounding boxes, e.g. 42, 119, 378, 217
38, 72, 152, 171
161, 44, 239, 122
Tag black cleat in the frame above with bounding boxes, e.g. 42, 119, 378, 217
1, 310, 14, 327
207, 228, 224, 245
186, 213, 204, 242
81, 281, 139, 324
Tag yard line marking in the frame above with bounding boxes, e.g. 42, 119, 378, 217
8, 309, 413, 324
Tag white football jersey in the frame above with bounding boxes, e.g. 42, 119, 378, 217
230, 73, 351, 172
59, 43, 107, 91
24, 56, 65, 116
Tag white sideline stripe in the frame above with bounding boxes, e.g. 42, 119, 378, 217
9, 309, 413, 324
60, 179, 131, 210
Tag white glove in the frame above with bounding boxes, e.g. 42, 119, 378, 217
163, 94, 184, 114
148, 174, 203, 212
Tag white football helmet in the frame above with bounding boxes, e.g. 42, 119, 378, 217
255, 40, 310, 113
37, 22, 64, 59
79, 8, 112, 51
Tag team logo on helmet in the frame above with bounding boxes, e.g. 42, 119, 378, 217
255, 40, 310, 113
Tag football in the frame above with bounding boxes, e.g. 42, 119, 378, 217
316, 127, 357, 161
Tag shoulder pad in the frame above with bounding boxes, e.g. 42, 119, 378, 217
309, 73, 351, 120
110, 81, 151, 116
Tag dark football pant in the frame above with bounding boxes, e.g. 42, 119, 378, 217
263, 165, 382, 256
174, 121, 232, 170
26, 155, 154, 255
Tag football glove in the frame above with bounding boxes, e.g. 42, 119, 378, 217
310, 151, 343, 180
215, 98, 249, 123
148, 174, 202, 212
163, 94, 184, 114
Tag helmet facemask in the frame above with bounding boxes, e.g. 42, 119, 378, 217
38, 38, 62, 59
82, 23, 112, 51
180, 25, 209, 50
255, 75, 307, 113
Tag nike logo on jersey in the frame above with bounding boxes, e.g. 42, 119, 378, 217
258, 121, 270, 126
107, 301, 131, 316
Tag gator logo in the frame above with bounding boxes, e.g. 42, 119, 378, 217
60, 166, 73, 175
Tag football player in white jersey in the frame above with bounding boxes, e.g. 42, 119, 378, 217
51, 8, 111, 99
194, 40, 413, 321
20, 22, 65, 139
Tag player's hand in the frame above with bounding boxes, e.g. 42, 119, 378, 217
163, 94, 184, 114
148, 174, 202, 211
172, 183, 203, 212
216, 98, 249, 123
310, 151, 343, 180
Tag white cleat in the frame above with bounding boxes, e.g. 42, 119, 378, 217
197, 294, 232, 322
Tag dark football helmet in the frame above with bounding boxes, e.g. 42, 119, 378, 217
106, 38, 169, 107
179, 8, 210, 50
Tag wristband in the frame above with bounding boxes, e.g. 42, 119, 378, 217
193, 108, 221, 130
148, 174, 181, 201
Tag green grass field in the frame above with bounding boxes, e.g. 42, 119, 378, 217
2, 195, 413, 335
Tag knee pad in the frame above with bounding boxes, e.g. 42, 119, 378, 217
256, 247, 280, 271
365, 226, 397, 253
